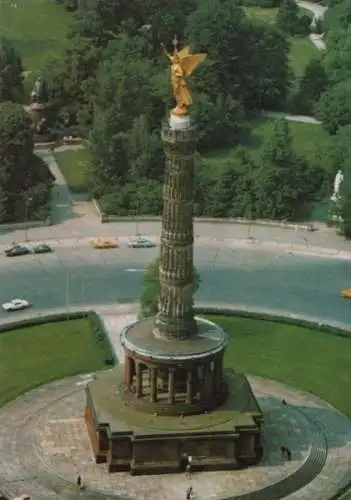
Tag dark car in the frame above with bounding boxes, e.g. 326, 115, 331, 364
33, 243, 53, 254
5, 245, 31, 257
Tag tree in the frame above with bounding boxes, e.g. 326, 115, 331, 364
99, 180, 163, 216
244, 22, 291, 110
255, 119, 310, 220
323, 27, 351, 84
315, 80, 351, 134
191, 92, 247, 151
0, 103, 52, 223
276, 0, 299, 35
140, 258, 201, 317
128, 114, 163, 181
0, 39, 23, 103
294, 58, 328, 114
340, 163, 351, 238
185, 0, 252, 100
324, 0, 351, 31
87, 107, 130, 198
185, 0, 290, 110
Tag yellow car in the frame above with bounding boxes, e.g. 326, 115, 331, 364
341, 289, 351, 299
92, 237, 118, 249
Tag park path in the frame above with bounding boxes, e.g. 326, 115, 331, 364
296, 0, 328, 51
35, 146, 99, 229
35, 149, 74, 225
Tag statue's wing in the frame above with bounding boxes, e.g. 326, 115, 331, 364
181, 54, 207, 77
178, 46, 191, 59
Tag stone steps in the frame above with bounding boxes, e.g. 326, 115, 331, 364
232, 418, 327, 499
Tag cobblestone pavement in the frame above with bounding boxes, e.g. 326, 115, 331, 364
0, 375, 349, 500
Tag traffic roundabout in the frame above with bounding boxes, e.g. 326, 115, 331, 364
0, 241, 350, 499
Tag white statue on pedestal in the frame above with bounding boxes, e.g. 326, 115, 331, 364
331, 170, 344, 202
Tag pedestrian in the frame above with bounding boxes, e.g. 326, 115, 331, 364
186, 486, 193, 500
286, 448, 292, 461
186, 455, 192, 478
76, 475, 82, 488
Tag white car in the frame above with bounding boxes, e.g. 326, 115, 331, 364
127, 235, 155, 248
2, 299, 30, 312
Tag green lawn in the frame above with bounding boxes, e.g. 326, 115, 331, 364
54, 148, 90, 192
289, 37, 319, 79
204, 117, 334, 167
0, 316, 349, 422
209, 315, 351, 417
0, 319, 111, 407
0, 0, 70, 73
243, 6, 278, 24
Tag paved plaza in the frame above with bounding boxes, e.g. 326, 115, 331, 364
0, 373, 349, 500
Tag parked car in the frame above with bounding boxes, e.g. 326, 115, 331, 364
92, 237, 118, 249
33, 243, 53, 254
2, 298, 30, 312
341, 289, 351, 299
127, 235, 156, 248
5, 245, 31, 257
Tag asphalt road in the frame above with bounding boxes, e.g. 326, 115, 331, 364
1, 244, 350, 323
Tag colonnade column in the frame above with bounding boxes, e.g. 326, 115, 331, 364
214, 353, 223, 389
150, 367, 157, 403
168, 368, 175, 403
135, 362, 142, 398
186, 370, 193, 403
124, 356, 133, 389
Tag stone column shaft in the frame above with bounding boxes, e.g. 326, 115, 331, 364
124, 356, 132, 388
150, 367, 157, 403
135, 362, 142, 398
168, 368, 175, 404
186, 370, 193, 403
154, 124, 198, 340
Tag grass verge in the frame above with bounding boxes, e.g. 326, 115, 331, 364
208, 315, 351, 417
289, 37, 319, 79
204, 116, 334, 167
0, 0, 70, 73
0, 318, 112, 407
54, 148, 90, 193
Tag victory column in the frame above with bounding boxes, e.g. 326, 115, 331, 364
85, 37, 263, 475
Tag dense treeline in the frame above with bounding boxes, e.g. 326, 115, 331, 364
41, 0, 332, 221
0, 102, 53, 223
0, 41, 53, 223
2, 0, 348, 227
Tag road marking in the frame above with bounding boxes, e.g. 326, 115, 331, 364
124, 268, 145, 272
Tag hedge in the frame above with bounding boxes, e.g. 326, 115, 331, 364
0, 311, 86, 334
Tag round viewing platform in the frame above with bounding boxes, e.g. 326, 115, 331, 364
120, 316, 228, 416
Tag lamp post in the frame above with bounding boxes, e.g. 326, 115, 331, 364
24, 196, 33, 242
66, 271, 71, 320
247, 205, 253, 241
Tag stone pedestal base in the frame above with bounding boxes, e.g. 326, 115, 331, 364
85, 368, 263, 475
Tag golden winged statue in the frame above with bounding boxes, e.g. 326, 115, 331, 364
162, 36, 206, 116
